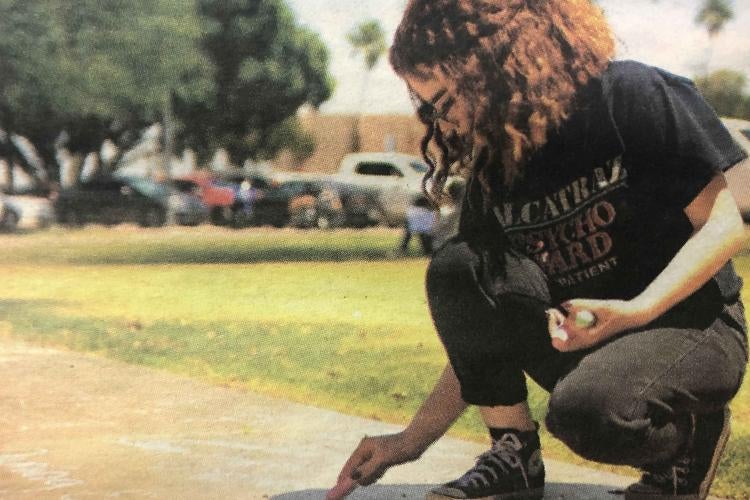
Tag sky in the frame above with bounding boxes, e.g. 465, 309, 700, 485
285, 0, 750, 115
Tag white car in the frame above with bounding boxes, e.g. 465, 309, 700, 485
0, 195, 20, 232
334, 152, 429, 226
5, 195, 55, 230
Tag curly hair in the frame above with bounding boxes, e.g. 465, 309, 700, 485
390, 0, 615, 206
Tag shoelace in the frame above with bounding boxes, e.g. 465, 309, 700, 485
459, 433, 529, 489
643, 456, 691, 493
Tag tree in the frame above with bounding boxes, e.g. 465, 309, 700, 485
346, 19, 387, 153
0, 0, 66, 188
695, 0, 735, 74
0, 0, 211, 186
181, 0, 334, 166
695, 69, 750, 119
696, 0, 734, 38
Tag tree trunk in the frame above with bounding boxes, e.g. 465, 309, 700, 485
161, 91, 175, 179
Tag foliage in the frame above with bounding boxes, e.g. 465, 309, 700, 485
0, 0, 332, 181
0, 0, 210, 181
180, 0, 334, 165
695, 69, 750, 119
695, 0, 734, 37
346, 19, 387, 153
346, 20, 387, 72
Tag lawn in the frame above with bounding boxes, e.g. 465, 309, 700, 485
2, 225, 749, 498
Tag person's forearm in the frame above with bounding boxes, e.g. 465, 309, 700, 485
633, 183, 746, 319
401, 363, 468, 454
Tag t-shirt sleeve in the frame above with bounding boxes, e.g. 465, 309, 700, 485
606, 61, 748, 209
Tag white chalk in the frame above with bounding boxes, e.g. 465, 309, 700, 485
574, 310, 596, 328
551, 328, 569, 342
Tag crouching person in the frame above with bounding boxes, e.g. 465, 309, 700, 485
328, 1, 748, 499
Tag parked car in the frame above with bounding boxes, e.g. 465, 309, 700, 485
55, 177, 167, 227
218, 173, 274, 228
246, 178, 340, 228
333, 152, 428, 226
287, 180, 347, 229
333, 182, 386, 228
4, 195, 55, 230
0, 194, 21, 232
174, 172, 235, 225
168, 179, 210, 226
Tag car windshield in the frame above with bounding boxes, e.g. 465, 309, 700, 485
410, 161, 428, 174
125, 177, 169, 198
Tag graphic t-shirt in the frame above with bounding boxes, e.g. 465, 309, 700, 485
494, 60, 747, 305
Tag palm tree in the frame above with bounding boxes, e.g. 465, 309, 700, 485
696, 0, 734, 38
346, 20, 387, 152
695, 0, 734, 74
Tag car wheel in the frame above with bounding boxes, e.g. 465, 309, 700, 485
0, 209, 19, 233
210, 206, 231, 225
140, 207, 166, 228
58, 208, 83, 227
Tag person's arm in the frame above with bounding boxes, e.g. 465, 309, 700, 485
326, 363, 467, 499
551, 173, 747, 352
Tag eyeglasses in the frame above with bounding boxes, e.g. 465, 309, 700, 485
410, 88, 456, 125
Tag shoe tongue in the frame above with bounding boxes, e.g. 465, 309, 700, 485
489, 426, 534, 442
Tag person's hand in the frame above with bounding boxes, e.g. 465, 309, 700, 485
546, 298, 655, 352
326, 432, 422, 499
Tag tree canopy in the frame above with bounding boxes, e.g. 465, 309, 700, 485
0, 0, 333, 186
695, 70, 750, 119
695, 0, 734, 38
176, 0, 333, 165
346, 20, 387, 72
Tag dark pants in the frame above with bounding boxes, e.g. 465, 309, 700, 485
400, 230, 433, 255
426, 240, 748, 467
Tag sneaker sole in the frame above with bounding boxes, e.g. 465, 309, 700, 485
425, 487, 544, 500
624, 407, 732, 500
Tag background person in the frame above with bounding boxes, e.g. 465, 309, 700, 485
328, 0, 748, 499
399, 194, 436, 256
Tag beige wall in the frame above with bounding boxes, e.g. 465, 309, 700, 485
273, 113, 426, 173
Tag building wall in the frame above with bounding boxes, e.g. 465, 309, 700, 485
273, 113, 426, 173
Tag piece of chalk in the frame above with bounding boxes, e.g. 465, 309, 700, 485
574, 310, 596, 328
551, 328, 569, 342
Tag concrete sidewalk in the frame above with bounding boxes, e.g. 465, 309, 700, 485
1, 337, 639, 499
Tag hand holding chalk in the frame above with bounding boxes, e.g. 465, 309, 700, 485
574, 310, 597, 329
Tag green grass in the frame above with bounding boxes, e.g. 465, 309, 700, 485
2, 226, 750, 498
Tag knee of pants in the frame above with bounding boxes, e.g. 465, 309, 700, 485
545, 375, 650, 464
426, 240, 480, 298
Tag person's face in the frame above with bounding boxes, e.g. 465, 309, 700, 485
404, 69, 471, 138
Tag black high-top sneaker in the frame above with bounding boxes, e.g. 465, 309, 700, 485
625, 407, 732, 500
426, 426, 545, 500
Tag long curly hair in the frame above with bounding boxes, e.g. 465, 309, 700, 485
390, 0, 615, 206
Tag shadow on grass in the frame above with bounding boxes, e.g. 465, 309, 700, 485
68, 244, 400, 265
271, 482, 626, 499
0, 298, 445, 420
3, 231, 417, 265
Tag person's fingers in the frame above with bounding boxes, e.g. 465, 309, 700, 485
352, 456, 388, 486
546, 308, 568, 342
337, 438, 373, 483
550, 336, 569, 351
326, 476, 358, 500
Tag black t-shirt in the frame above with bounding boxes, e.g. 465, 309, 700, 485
491, 60, 747, 306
